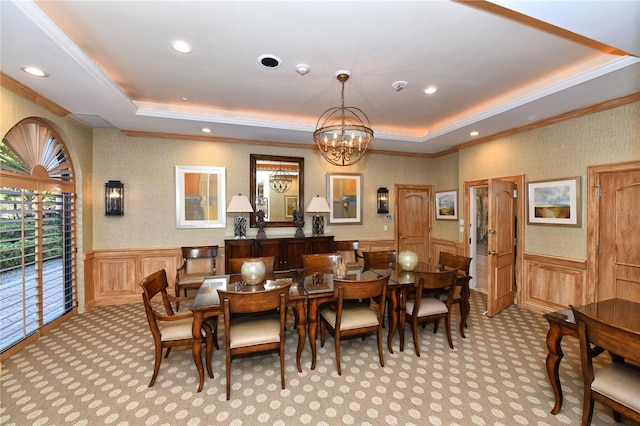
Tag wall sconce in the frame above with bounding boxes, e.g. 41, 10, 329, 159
377, 187, 389, 214
105, 180, 124, 216
227, 193, 254, 239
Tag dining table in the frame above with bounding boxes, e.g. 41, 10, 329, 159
543, 298, 640, 414
303, 262, 471, 368
189, 271, 307, 392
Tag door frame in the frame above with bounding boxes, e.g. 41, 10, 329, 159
464, 175, 524, 306
587, 159, 640, 303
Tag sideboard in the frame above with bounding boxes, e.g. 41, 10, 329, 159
225, 236, 335, 272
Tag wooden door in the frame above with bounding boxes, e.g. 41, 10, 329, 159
395, 185, 432, 263
595, 166, 640, 302
487, 178, 516, 316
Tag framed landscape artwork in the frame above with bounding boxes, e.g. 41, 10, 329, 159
435, 190, 458, 220
527, 176, 581, 226
284, 196, 298, 219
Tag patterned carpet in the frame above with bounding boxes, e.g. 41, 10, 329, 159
0, 291, 632, 425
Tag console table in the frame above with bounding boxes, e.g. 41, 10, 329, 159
225, 236, 334, 272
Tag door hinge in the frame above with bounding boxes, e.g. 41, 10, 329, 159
596, 245, 600, 256
596, 184, 601, 197
513, 189, 518, 198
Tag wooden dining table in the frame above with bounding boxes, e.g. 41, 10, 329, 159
303, 263, 471, 368
189, 272, 307, 392
543, 298, 640, 414
367, 262, 472, 353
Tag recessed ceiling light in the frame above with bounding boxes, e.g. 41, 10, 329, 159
21, 66, 48, 77
202, 128, 212, 133
258, 54, 281, 69
470, 131, 479, 136
182, 96, 188, 101
424, 86, 437, 95
171, 40, 192, 54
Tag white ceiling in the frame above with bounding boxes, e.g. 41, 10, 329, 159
2, 0, 639, 156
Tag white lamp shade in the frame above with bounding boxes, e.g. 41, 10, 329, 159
227, 194, 254, 213
305, 196, 331, 213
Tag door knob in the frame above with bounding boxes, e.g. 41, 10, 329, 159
488, 250, 498, 255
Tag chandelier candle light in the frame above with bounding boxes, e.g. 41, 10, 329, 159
314, 70, 374, 166
226, 194, 254, 239
269, 164, 293, 193
305, 195, 331, 236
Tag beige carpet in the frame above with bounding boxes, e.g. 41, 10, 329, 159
0, 291, 632, 425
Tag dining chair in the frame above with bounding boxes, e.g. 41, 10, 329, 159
302, 253, 343, 274
570, 305, 640, 426
228, 256, 276, 274
406, 268, 459, 354
362, 250, 397, 270
140, 269, 218, 387
438, 252, 472, 329
319, 275, 389, 375
217, 284, 291, 400
333, 240, 363, 265
175, 245, 218, 310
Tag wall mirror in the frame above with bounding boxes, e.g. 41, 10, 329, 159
175, 165, 226, 228
250, 154, 304, 228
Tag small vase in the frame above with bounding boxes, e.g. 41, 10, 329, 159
398, 251, 419, 271
240, 259, 266, 285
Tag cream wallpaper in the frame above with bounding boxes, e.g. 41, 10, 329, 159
2, 85, 639, 266
459, 102, 640, 259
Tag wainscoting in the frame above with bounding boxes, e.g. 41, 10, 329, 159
83, 239, 396, 309
521, 252, 587, 314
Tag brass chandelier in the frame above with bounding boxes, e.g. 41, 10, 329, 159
313, 70, 374, 166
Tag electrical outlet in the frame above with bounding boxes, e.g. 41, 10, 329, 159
383, 225, 388, 231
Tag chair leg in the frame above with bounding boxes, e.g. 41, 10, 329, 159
149, 343, 163, 387
225, 353, 232, 400
280, 341, 286, 390
335, 334, 342, 375
612, 410, 622, 423
204, 334, 214, 379
433, 319, 440, 334
175, 285, 181, 311
412, 318, 421, 357
164, 347, 172, 358
377, 327, 385, 367
445, 315, 454, 349
320, 321, 326, 347
581, 388, 595, 426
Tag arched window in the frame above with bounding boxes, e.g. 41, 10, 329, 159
0, 118, 77, 359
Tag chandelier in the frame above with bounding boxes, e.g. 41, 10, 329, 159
269, 164, 293, 193
313, 70, 374, 166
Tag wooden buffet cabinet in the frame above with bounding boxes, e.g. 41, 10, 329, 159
224, 236, 335, 272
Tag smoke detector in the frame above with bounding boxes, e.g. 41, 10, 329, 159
392, 80, 408, 91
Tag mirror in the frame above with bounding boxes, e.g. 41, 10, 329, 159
250, 154, 304, 228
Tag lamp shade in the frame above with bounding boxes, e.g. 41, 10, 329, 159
227, 194, 254, 213
305, 196, 331, 213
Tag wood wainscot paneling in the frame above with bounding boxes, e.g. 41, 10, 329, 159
85, 248, 186, 308
358, 239, 395, 254
431, 238, 466, 264
521, 253, 587, 314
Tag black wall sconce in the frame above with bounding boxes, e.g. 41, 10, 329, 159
105, 180, 124, 216
377, 187, 389, 214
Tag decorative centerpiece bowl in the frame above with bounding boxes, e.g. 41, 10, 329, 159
240, 259, 266, 285
398, 251, 419, 271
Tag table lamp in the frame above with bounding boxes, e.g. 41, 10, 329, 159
305, 195, 331, 236
227, 194, 254, 239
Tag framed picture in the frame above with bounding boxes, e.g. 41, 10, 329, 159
327, 173, 362, 224
284, 196, 298, 219
435, 190, 458, 220
527, 176, 581, 226
175, 165, 226, 228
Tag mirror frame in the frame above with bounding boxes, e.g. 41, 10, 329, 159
250, 154, 304, 228
175, 165, 226, 228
